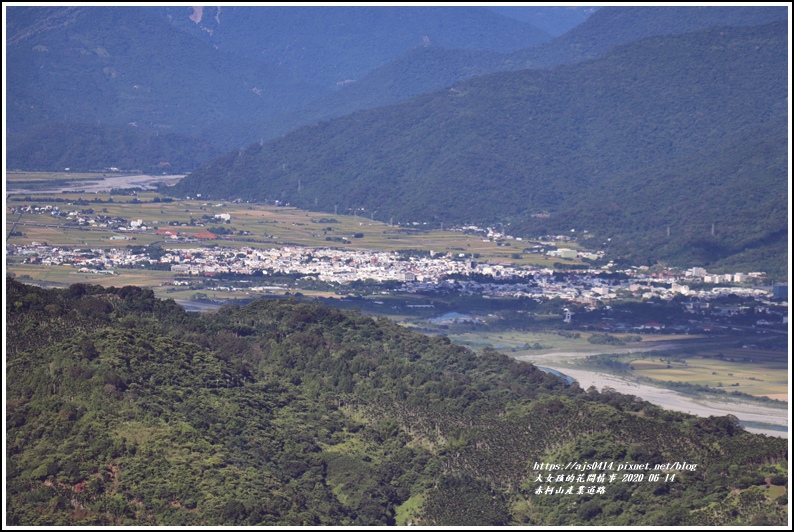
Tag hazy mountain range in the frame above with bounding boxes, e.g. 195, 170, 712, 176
172, 20, 789, 276
8, 6, 786, 165
6, 5, 552, 168
227, 5, 789, 154
5, 6, 789, 274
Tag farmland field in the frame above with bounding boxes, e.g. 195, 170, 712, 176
6, 171, 110, 182
6, 171, 183, 194
6, 177, 582, 265
629, 348, 788, 401
6, 179, 575, 304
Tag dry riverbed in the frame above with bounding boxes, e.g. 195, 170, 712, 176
517, 347, 788, 439
7, 173, 184, 194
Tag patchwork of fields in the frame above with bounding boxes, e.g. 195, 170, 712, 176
629, 349, 788, 401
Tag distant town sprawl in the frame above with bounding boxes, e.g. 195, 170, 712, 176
6, 200, 788, 314
8, 240, 786, 305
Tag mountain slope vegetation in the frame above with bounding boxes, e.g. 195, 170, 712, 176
9, 6, 786, 169
507, 5, 789, 70
6, 6, 323, 136
6, 278, 788, 525
215, 5, 789, 149
172, 22, 789, 276
224, 46, 507, 146
152, 5, 552, 89
6, 122, 222, 174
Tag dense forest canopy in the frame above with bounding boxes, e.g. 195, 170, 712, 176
6, 278, 788, 525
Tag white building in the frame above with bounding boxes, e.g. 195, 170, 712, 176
686, 267, 707, 277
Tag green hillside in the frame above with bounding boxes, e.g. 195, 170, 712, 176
215, 6, 789, 150
508, 5, 789, 70
6, 279, 788, 525
518, 121, 789, 275
6, 122, 222, 174
6, 7, 325, 139
172, 22, 789, 276
153, 6, 551, 90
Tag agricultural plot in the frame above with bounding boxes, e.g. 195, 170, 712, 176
6, 171, 182, 194
7, 171, 123, 180
9, 264, 170, 290
629, 348, 788, 401
6, 181, 578, 267
445, 329, 678, 356
448, 330, 594, 354
7, 180, 584, 306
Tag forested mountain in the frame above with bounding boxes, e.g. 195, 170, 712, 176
214, 5, 789, 158
8, 6, 786, 171
5, 6, 549, 170
5, 6, 324, 136
6, 122, 222, 174
507, 5, 789, 70
486, 6, 599, 36
172, 22, 789, 276
151, 6, 552, 90
232, 46, 507, 145
6, 278, 788, 525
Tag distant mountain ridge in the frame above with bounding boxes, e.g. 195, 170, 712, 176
7, 6, 787, 170
6, 5, 554, 168
232, 5, 789, 150
485, 6, 599, 36
173, 21, 789, 277
151, 6, 552, 89
6, 6, 324, 135
229, 46, 506, 146
507, 5, 789, 69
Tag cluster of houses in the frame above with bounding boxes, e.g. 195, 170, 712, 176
8, 242, 786, 315
394, 271, 779, 311
11, 242, 156, 269
8, 204, 128, 228
155, 228, 219, 242
163, 246, 476, 283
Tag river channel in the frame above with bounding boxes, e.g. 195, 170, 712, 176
8, 174, 184, 195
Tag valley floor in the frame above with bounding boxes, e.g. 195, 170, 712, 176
517, 346, 788, 438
